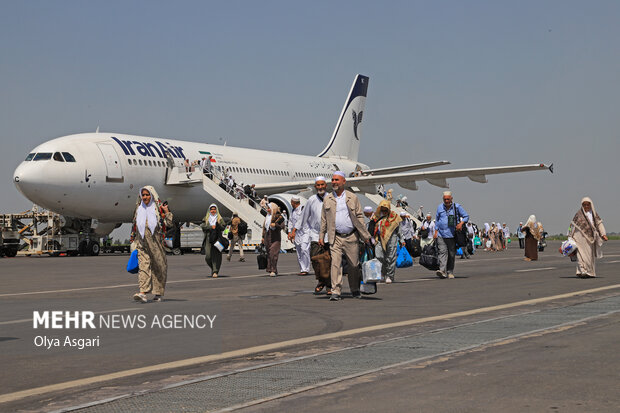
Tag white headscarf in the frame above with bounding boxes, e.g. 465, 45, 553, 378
136, 186, 159, 239
526, 215, 537, 228
264, 202, 279, 229
208, 203, 219, 226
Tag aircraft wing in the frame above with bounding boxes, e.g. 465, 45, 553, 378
361, 160, 451, 175
253, 163, 553, 193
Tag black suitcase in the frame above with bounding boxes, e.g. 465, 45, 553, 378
419, 241, 440, 271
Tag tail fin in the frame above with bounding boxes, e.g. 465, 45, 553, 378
317, 74, 369, 161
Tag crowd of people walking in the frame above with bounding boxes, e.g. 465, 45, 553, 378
129, 174, 609, 303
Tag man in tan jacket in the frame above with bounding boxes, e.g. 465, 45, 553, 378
320, 172, 372, 301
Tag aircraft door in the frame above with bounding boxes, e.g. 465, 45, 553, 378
97, 144, 124, 181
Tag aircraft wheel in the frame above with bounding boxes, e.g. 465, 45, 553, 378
172, 248, 182, 256
87, 241, 100, 256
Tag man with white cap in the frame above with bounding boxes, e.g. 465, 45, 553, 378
399, 211, 416, 259
433, 191, 469, 278
363, 205, 377, 235
287, 196, 310, 275
419, 212, 435, 247
291, 176, 331, 293
320, 172, 372, 301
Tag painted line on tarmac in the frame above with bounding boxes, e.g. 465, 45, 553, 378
0, 272, 291, 298
0, 308, 142, 326
1, 283, 619, 405
606, 260, 620, 264
515, 267, 557, 273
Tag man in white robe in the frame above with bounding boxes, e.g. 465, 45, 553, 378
288, 196, 310, 275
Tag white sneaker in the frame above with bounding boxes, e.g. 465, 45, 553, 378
270, 272, 277, 277
133, 293, 147, 303
385, 278, 393, 284
447, 273, 455, 279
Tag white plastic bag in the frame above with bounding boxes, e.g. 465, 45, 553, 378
360, 279, 377, 295
213, 240, 225, 252
560, 237, 578, 256
362, 258, 383, 283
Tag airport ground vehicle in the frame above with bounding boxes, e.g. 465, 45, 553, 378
0, 227, 20, 257
0, 207, 103, 257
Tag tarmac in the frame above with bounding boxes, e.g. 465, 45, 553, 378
1, 241, 619, 412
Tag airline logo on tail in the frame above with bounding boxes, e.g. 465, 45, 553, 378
352, 110, 363, 140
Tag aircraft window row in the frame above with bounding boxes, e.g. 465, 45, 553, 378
127, 159, 166, 168
25, 152, 76, 162
227, 166, 289, 176
295, 172, 321, 178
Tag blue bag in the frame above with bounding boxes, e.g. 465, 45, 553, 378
126, 249, 139, 274
396, 245, 413, 268
456, 247, 463, 256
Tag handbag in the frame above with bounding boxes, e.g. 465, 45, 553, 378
126, 249, 139, 274
419, 227, 429, 239
396, 245, 413, 268
453, 204, 469, 247
214, 235, 229, 252
256, 243, 268, 269
419, 240, 440, 271
311, 244, 331, 280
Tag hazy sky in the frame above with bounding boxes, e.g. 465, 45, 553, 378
1, 0, 619, 237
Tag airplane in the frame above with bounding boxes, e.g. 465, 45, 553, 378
13, 74, 552, 254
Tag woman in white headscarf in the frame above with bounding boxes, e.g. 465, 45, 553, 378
483, 223, 491, 251
130, 186, 173, 303
201, 204, 226, 278
521, 215, 543, 261
568, 197, 608, 278
262, 202, 285, 277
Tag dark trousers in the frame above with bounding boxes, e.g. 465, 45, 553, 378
518, 238, 525, 249
265, 231, 281, 273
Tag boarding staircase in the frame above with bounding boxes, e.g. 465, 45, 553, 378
165, 166, 293, 249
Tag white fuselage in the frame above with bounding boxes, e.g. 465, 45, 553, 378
13, 133, 365, 224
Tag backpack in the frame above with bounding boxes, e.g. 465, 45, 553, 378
238, 220, 248, 237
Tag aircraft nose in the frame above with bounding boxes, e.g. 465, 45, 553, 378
13, 162, 35, 198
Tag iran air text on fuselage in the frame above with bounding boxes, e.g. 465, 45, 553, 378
111, 136, 186, 160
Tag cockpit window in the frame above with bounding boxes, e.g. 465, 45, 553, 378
33, 153, 52, 161
25, 153, 36, 161
53, 152, 65, 162
62, 152, 76, 162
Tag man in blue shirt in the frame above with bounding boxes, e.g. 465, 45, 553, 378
433, 191, 469, 278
